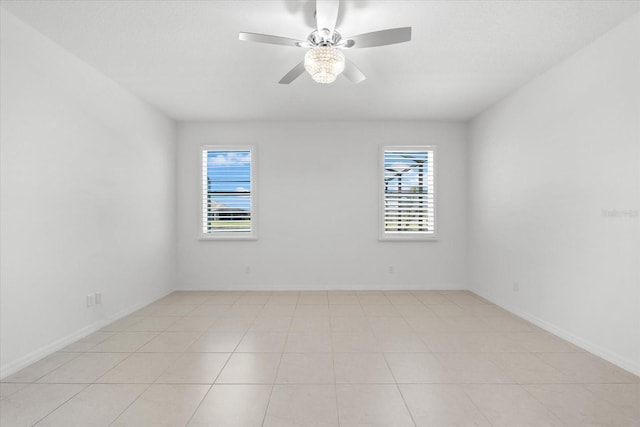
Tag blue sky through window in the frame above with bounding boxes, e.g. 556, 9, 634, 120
384, 151, 430, 193
207, 150, 251, 211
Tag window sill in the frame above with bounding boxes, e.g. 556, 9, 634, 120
198, 235, 258, 241
378, 235, 439, 242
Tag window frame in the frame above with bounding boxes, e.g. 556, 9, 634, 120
379, 145, 438, 241
199, 145, 257, 241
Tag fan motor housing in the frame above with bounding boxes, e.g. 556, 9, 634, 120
308, 29, 342, 46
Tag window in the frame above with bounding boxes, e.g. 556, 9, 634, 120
201, 146, 256, 239
380, 145, 436, 240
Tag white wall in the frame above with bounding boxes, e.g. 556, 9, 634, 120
0, 11, 177, 377
468, 14, 640, 374
177, 121, 467, 290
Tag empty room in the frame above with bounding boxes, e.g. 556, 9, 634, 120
0, 0, 638, 426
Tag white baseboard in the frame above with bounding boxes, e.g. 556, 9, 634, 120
177, 283, 467, 291
0, 288, 176, 380
470, 290, 640, 377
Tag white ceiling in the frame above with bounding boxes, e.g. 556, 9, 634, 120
2, 0, 638, 121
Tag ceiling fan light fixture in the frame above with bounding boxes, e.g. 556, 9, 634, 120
304, 46, 345, 84
239, 0, 412, 84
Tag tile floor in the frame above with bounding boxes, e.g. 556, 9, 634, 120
1, 290, 638, 426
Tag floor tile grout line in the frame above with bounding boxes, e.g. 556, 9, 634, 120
329, 321, 341, 427
182, 383, 216, 426
260, 298, 297, 427
4, 352, 84, 384
517, 381, 571, 425
31, 383, 91, 426
394, 385, 420, 427
457, 383, 497, 426
107, 382, 154, 427
382, 349, 419, 427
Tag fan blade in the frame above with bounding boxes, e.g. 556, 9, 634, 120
239, 32, 308, 48
342, 60, 366, 84
315, 0, 339, 32
279, 61, 306, 84
346, 27, 412, 49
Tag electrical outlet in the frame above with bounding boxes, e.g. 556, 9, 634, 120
245, 266, 251, 274
513, 282, 520, 292
95, 292, 102, 304
388, 266, 395, 274
86, 294, 95, 307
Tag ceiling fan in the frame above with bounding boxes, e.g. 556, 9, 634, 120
238, 0, 412, 84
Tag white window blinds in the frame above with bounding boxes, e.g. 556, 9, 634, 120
201, 146, 256, 238
381, 146, 436, 239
